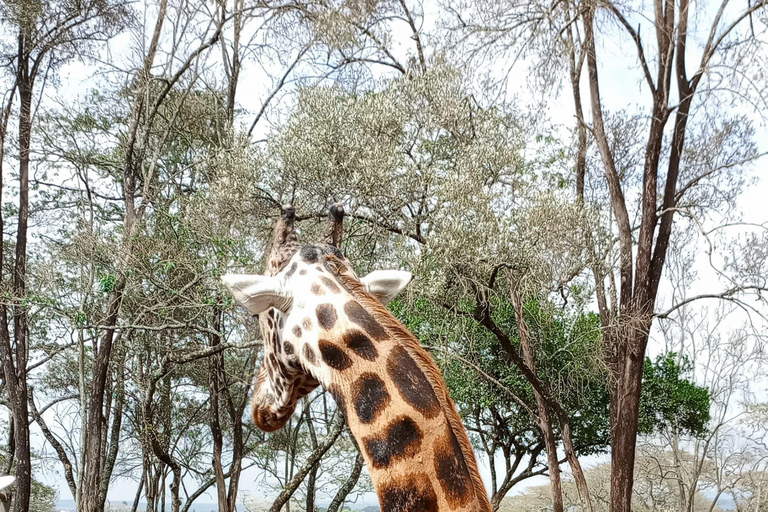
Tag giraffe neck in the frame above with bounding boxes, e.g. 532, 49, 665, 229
333, 338, 489, 512
321, 280, 491, 511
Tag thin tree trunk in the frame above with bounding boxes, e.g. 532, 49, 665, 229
305, 402, 319, 512
558, 417, 594, 512
76, 322, 88, 510
509, 286, 563, 512
98, 353, 125, 511
0, 32, 35, 512
130, 474, 145, 512
209, 322, 228, 511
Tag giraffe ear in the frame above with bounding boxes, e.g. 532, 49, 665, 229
221, 274, 293, 314
361, 270, 413, 305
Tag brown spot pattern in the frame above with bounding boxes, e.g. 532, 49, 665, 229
285, 262, 298, 279
300, 246, 319, 263
316, 304, 337, 329
319, 275, 341, 293
379, 474, 438, 512
352, 373, 390, 424
303, 344, 317, 365
318, 340, 352, 370
434, 430, 473, 507
344, 301, 388, 340
283, 341, 295, 355
302, 317, 312, 330
310, 283, 325, 295
364, 416, 423, 469
386, 346, 440, 418
343, 330, 378, 361
292, 326, 302, 338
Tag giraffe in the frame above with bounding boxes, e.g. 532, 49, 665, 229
222, 204, 492, 512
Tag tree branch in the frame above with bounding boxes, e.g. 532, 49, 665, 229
268, 413, 345, 512
28, 388, 78, 498
655, 286, 768, 319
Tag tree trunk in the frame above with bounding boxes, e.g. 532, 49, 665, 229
98, 353, 125, 511
558, 417, 594, 512
81, 276, 126, 512
209, 326, 228, 512
607, 323, 651, 512
509, 286, 563, 512
305, 402, 319, 512
0, 34, 35, 512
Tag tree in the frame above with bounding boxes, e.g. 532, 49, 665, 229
638, 353, 710, 438
0, 1, 129, 509
446, 1, 768, 509
393, 296, 607, 510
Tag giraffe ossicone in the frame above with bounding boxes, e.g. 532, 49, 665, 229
222, 203, 492, 512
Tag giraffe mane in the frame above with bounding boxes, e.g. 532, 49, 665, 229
326, 256, 492, 511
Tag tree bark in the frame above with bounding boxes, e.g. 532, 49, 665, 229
209, 313, 228, 512
98, 353, 125, 511
0, 29, 35, 512
305, 402, 319, 512
509, 286, 563, 512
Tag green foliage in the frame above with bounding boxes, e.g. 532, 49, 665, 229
30, 480, 57, 512
394, 296, 712, 456
0, 456, 57, 512
99, 273, 116, 293
392, 295, 611, 456
639, 353, 711, 437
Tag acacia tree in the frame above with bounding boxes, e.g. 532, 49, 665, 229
394, 297, 609, 511
640, 229, 768, 512
447, 1, 768, 510
578, 4, 768, 508
0, 0, 128, 509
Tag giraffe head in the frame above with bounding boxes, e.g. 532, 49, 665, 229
222, 204, 412, 431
